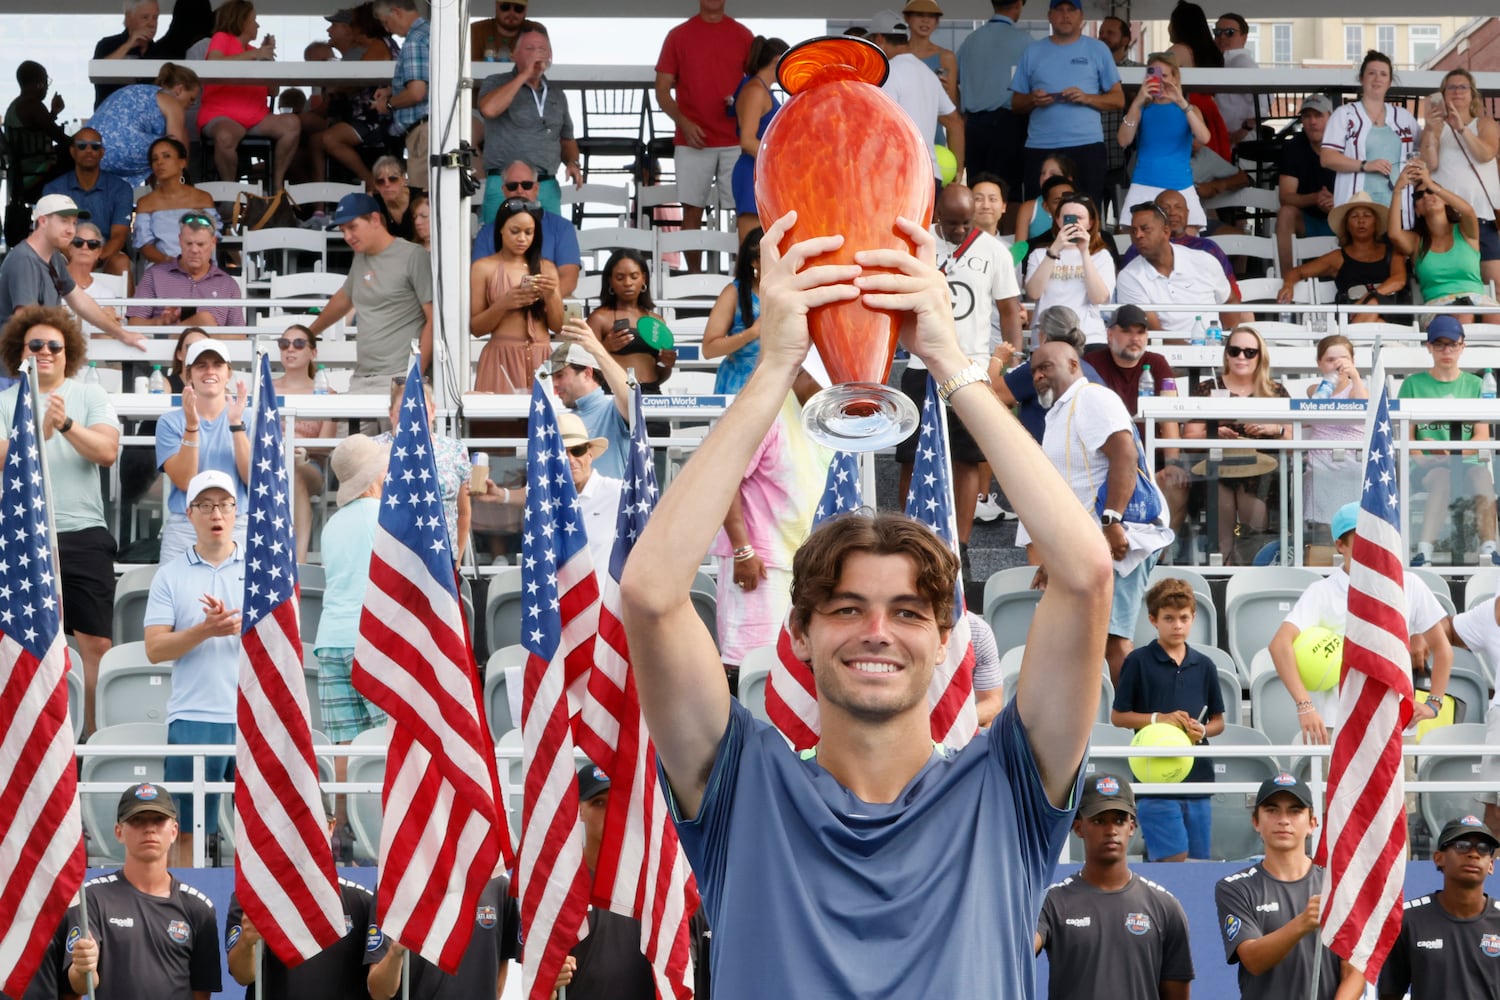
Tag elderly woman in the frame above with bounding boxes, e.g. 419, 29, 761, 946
1277, 191, 1407, 322
66, 220, 131, 301
371, 155, 416, 241
198, 0, 300, 191
1421, 67, 1500, 291
1320, 50, 1421, 208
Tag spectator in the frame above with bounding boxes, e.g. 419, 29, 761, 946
198, 0, 300, 192
155, 338, 251, 563
1400, 315, 1499, 567
307, 3, 399, 192
702, 226, 763, 394
144, 469, 247, 862
371, 155, 417, 241
1300, 334, 1367, 538
1024, 194, 1116, 346
374, 379, 472, 561
1026, 339, 1174, 681
969, 611, 1005, 726
1212, 12, 1258, 146
1036, 774, 1196, 990
62, 784, 221, 998
0, 194, 146, 351
1390, 158, 1497, 323
1111, 579, 1224, 857
1183, 325, 1288, 564
1422, 68, 1500, 292
93, 0, 169, 105
470, 0, 528, 63
128, 214, 245, 328
91, 62, 200, 189
308, 193, 434, 413
477, 23, 583, 222
1118, 52, 1210, 230
588, 248, 675, 393
375, 0, 431, 191
731, 35, 788, 243
132, 138, 222, 266
4, 61, 68, 234
555, 411, 623, 577
654, 0, 753, 268
1011, 0, 1123, 206
1013, 156, 1077, 246
65, 220, 130, 304
470, 161, 582, 296
157, 0, 217, 61
870, 11, 964, 191
274, 324, 338, 563
168, 325, 210, 391
956, 0, 1030, 208
1116, 200, 1231, 339
1278, 191, 1407, 321
42, 128, 133, 277
1276, 95, 1337, 275
372, 876, 522, 998
1098, 15, 1140, 221
410, 192, 430, 249
470, 196, 563, 394
1119, 189, 1242, 302
994, 304, 1105, 444
548, 322, 631, 481
903, 0, 957, 107
0, 306, 120, 737
1320, 50, 1421, 209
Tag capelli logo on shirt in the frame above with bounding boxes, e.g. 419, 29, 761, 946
108, 917, 135, 928
1255, 902, 1280, 913
1417, 939, 1444, 950
1065, 917, 1092, 927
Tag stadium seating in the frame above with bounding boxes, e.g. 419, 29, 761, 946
1194, 645, 1244, 726
65, 647, 83, 741
112, 565, 159, 647
1410, 566, 1456, 616
690, 572, 718, 644
345, 725, 390, 863
1248, 668, 1302, 749
484, 644, 525, 740
1224, 567, 1322, 684
1446, 648, 1491, 725
1465, 568, 1500, 611
736, 645, 778, 727
95, 642, 172, 729
1207, 723, 1281, 861
982, 565, 1044, 660
1415, 723, 1488, 845
81, 723, 168, 865
483, 567, 524, 656
999, 646, 1113, 724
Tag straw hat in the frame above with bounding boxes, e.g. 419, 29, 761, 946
902, 0, 943, 14
1327, 191, 1388, 245
557, 412, 609, 461
332, 434, 390, 507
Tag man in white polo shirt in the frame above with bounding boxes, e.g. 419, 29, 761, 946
557, 410, 623, 579
1116, 201, 1230, 339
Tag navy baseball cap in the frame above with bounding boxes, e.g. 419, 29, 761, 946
1426, 314, 1465, 343
332, 193, 383, 225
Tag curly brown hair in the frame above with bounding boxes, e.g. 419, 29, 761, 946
1, 305, 86, 379
1145, 577, 1196, 617
789, 512, 958, 635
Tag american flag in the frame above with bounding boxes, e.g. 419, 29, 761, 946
233, 353, 344, 965
0, 370, 84, 996
574, 384, 700, 999
1316, 379, 1412, 982
765, 450, 862, 750
351, 361, 508, 973
518, 382, 598, 1000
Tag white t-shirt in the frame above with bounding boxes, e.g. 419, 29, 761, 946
1024, 245, 1116, 345
1215, 48, 1258, 135
1452, 599, 1500, 711
578, 471, 624, 579
911, 229, 1021, 369
1115, 245, 1230, 337
1284, 570, 1446, 727
1016, 380, 1129, 549
883, 51, 955, 178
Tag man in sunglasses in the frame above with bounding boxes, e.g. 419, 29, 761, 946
128, 215, 244, 328
1212, 14, 1257, 147
470, 160, 581, 297
470, 0, 528, 64
1379, 816, 1500, 1000
42, 128, 132, 277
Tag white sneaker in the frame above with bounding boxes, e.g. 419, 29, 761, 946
975, 493, 1001, 522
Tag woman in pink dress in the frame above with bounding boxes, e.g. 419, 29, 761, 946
198, 0, 301, 191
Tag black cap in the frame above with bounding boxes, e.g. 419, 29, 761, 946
1437, 815, 1500, 851
1078, 772, 1136, 818
577, 762, 610, 803
1111, 304, 1149, 331
118, 782, 177, 822
1255, 772, 1314, 809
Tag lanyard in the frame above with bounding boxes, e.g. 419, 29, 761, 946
529, 79, 548, 120
940, 229, 982, 275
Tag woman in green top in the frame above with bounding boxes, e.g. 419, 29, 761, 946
1389, 158, 1496, 324
1398, 315, 1498, 566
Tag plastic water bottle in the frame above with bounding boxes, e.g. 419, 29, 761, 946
82, 362, 100, 386
313, 364, 331, 395
1190, 315, 1206, 347
148, 365, 166, 394
1138, 363, 1155, 399
1208, 320, 1223, 345
1484, 369, 1497, 400
1313, 376, 1335, 399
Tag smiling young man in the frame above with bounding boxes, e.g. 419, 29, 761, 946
1215, 774, 1365, 1000
621, 211, 1112, 997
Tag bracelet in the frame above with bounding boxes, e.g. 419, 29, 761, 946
733, 546, 756, 563
1358, 160, 1366, 172
1151, 712, 1158, 726
185, 425, 200, 433
1046, 249, 1061, 260
500, 487, 510, 503
1296, 705, 1317, 716
229, 424, 246, 433
936, 362, 992, 403
1122, 118, 1138, 127
181, 440, 199, 449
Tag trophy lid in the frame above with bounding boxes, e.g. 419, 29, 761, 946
776, 36, 889, 95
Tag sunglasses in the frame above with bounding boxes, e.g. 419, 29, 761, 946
497, 1, 526, 10
375, 175, 403, 185
1225, 345, 1261, 359
1130, 201, 1169, 221
501, 197, 542, 213
1444, 838, 1496, 857
26, 339, 64, 354
71, 238, 103, 250
504, 179, 537, 192
277, 337, 310, 350
1212, 27, 1238, 37
180, 212, 216, 230
567, 444, 591, 458
1414, 188, 1437, 199
73, 140, 104, 151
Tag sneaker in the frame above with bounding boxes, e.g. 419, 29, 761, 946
1411, 551, 1428, 567
301, 210, 329, 231
975, 493, 1001, 523
1489, 549, 1500, 567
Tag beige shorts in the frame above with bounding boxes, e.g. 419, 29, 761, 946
405, 120, 430, 191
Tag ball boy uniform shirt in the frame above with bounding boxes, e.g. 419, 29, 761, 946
62, 871, 221, 1000
1036, 872, 1195, 1000
1215, 863, 1343, 1000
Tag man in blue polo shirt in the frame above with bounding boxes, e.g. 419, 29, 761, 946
471, 161, 582, 297
42, 127, 133, 278
547, 323, 631, 481
143, 469, 246, 865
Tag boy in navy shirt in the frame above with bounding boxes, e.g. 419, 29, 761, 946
1112, 578, 1226, 861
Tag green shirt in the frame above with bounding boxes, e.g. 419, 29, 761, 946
0, 378, 117, 532
1398, 369, 1482, 442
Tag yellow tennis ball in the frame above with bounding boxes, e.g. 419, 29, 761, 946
1293, 626, 1343, 692
1129, 723, 1193, 784
935, 145, 957, 185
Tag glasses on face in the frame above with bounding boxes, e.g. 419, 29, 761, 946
1212, 27, 1238, 37
501, 197, 542, 213
26, 339, 64, 355
504, 179, 537, 192
191, 500, 238, 514
277, 337, 310, 350
497, 1, 526, 10
71, 238, 103, 250
1445, 83, 1472, 92
567, 444, 591, 458
1225, 345, 1261, 360
375, 175, 402, 186
1429, 339, 1463, 351
1445, 838, 1496, 857
73, 140, 104, 151
1414, 188, 1436, 200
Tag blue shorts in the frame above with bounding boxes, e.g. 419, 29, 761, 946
1302, 212, 1334, 238
1109, 552, 1159, 639
164, 719, 236, 835
1136, 795, 1211, 860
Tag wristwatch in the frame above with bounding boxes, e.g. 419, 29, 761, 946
59, 417, 74, 434
1100, 509, 1123, 527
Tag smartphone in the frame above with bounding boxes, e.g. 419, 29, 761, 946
1146, 65, 1163, 81
1427, 91, 1445, 115
1063, 213, 1081, 226
564, 302, 585, 324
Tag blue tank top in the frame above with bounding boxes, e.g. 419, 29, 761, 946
712, 283, 760, 394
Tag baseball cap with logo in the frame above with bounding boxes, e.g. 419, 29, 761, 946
32, 194, 88, 222
1078, 772, 1137, 817
1255, 772, 1315, 809
1437, 815, 1500, 851
577, 763, 611, 802
118, 782, 178, 821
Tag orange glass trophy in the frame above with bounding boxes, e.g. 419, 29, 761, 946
754, 36, 932, 451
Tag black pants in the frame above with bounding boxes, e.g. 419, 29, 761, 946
965, 107, 1029, 196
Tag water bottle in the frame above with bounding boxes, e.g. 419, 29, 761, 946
1313, 376, 1335, 399
1208, 320, 1223, 345
1138, 363, 1155, 400
82, 362, 100, 386
1484, 369, 1497, 400
148, 365, 166, 394
1190, 315, 1206, 347
313, 364, 331, 395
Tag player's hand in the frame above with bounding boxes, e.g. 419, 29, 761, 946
855, 216, 961, 373
756, 210, 860, 377
71, 934, 99, 973
1299, 706, 1329, 745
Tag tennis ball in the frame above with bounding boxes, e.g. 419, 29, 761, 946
935, 145, 958, 185
1129, 723, 1193, 784
1293, 626, 1343, 692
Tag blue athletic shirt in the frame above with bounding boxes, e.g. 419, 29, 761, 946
1011, 36, 1121, 149
667, 698, 1082, 998
1133, 102, 1195, 190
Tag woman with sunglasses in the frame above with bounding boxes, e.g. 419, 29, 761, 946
273, 324, 336, 562
1390, 158, 1497, 324
1420, 68, 1500, 292
0, 306, 121, 735
306, 2, 397, 190
588, 248, 674, 393
731, 35, 789, 244
92, 62, 200, 188
133, 138, 221, 266
470, 197, 562, 393
1321, 50, 1421, 209
1024, 195, 1116, 346
1184, 325, 1289, 563
703, 227, 764, 394
66, 220, 132, 303
199, 0, 300, 193
371, 155, 415, 241
1118, 52, 1211, 231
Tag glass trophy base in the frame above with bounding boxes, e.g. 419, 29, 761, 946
801, 382, 920, 452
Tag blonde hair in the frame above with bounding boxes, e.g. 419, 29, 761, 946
1224, 324, 1279, 398
1442, 69, 1485, 121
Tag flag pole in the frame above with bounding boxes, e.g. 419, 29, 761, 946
25, 359, 94, 1000
254, 940, 263, 997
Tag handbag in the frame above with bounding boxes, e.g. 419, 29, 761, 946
1066, 385, 1164, 524
230, 189, 300, 234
